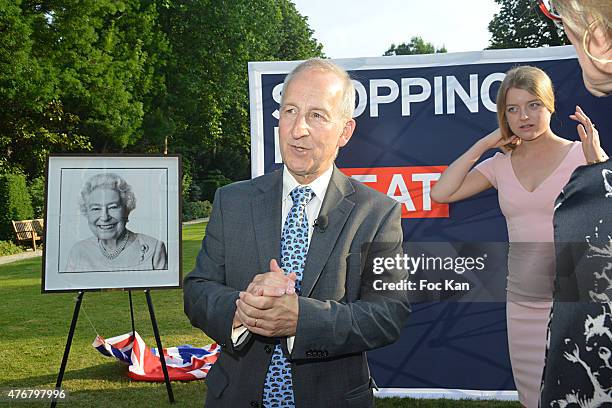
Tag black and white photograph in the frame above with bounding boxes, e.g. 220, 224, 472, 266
43, 155, 181, 292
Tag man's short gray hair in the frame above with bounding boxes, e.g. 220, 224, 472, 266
79, 173, 136, 214
280, 58, 355, 120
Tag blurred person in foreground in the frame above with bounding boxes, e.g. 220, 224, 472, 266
183, 58, 410, 407
538, 0, 611, 97
537, 1, 612, 406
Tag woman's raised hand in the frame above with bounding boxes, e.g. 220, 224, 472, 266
481, 128, 520, 153
571, 105, 608, 164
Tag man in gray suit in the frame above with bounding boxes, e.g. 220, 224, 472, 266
184, 58, 410, 407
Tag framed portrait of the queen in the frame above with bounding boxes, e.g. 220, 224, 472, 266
42, 155, 182, 292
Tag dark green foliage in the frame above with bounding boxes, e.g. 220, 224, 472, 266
1, 0, 323, 189
275, 0, 324, 60
488, 0, 568, 49
200, 170, 232, 202
0, 1, 92, 177
159, 0, 324, 187
0, 240, 23, 256
0, 173, 34, 240
384, 36, 447, 56
182, 200, 212, 221
28, 176, 46, 218
0, 0, 167, 176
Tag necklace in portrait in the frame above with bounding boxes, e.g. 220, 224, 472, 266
98, 230, 130, 260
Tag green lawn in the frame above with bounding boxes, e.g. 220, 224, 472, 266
0, 222, 519, 407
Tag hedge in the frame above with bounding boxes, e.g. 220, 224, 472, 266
0, 173, 34, 241
200, 170, 232, 202
183, 200, 212, 221
0, 240, 23, 256
29, 176, 46, 219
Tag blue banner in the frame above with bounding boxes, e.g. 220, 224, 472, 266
248, 46, 612, 398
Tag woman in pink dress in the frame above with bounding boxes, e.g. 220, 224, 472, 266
430, 65, 603, 407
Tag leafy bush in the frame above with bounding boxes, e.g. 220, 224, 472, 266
0, 173, 34, 240
201, 170, 232, 201
183, 200, 212, 221
182, 172, 193, 202
0, 240, 23, 257
182, 202, 195, 221
29, 176, 46, 219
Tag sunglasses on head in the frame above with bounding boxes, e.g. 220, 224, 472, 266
537, 0, 563, 29
537, 0, 611, 63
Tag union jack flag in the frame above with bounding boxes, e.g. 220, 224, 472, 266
93, 331, 220, 381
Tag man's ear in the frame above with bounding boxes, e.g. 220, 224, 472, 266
338, 118, 356, 148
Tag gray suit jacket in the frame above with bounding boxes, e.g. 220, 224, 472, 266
184, 166, 410, 408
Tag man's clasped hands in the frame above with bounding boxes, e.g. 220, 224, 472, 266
233, 259, 300, 338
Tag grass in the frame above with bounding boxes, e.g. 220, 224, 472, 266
0, 222, 519, 407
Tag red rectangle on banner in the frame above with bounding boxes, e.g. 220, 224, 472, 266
340, 166, 449, 218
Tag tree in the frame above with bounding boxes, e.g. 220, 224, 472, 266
274, 0, 324, 61
0, 0, 169, 178
0, 0, 91, 177
488, 0, 568, 49
157, 0, 324, 190
1, 0, 324, 190
37, 0, 170, 151
384, 36, 447, 56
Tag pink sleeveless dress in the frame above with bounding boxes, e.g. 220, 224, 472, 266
475, 141, 585, 408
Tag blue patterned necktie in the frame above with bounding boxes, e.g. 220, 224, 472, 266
262, 186, 314, 407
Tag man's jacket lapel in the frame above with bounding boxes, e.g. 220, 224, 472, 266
301, 167, 355, 297
251, 169, 283, 274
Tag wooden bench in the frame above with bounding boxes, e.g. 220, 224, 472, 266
12, 219, 44, 251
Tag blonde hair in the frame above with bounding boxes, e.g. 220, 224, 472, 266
496, 66, 555, 148
281, 58, 355, 120
553, 0, 611, 45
